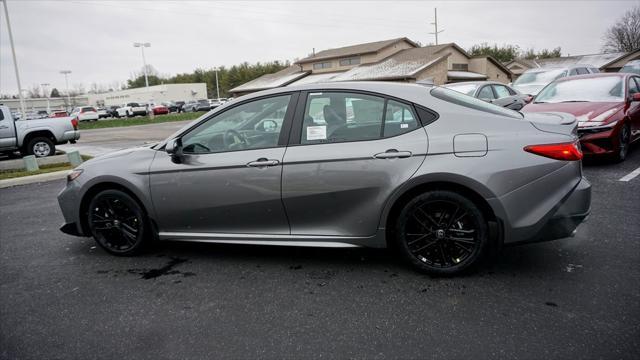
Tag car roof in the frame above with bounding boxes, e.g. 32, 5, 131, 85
553, 72, 631, 82
443, 81, 507, 87
523, 64, 596, 72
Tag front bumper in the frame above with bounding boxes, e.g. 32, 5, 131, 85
578, 123, 620, 156
57, 180, 86, 237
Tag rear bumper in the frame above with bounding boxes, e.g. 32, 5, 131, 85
507, 176, 591, 245
60, 130, 80, 143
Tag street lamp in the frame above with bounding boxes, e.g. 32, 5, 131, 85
213, 67, 220, 100
2, 0, 27, 120
60, 70, 72, 110
133, 42, 151, 88
41, 83, 50, 113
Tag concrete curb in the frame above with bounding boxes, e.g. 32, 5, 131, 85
0, 170, 69, 189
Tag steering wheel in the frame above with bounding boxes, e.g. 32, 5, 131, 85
223, 129, 248, 149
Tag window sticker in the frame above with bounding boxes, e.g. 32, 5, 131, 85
306, 125, 327, 140
400, 123, 409, 128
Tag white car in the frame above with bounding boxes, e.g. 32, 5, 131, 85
115, 102, 148, 118
512, 65, 599, 96
70, 106, 99, 122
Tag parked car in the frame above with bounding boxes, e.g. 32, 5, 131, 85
115, 102, 147, 118
183, 99, 211, 112
444, 81, 530, 110
107, 106, 120, 118
96, 107, 110, 119
208, 98, 227, 108
50, 110, 69, 118
175, 101, 186, 113
512, 65, 599, 96
522, 73, 640, 161
151, 104, 170, 115
57, 82, 590, 275
36, 110, 49, 118
619, 60, 640, 75
0, 105, 80, 157
161, 101, 179, 112
70, 106, 99, 122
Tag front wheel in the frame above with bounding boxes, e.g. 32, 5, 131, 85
394, 190, 488, 275
27, 137, 55, 157
614, 123, 631, 162
87, 189, 149, 256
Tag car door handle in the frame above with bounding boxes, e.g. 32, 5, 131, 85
373, 149, 412, 159
0, 125, 8, 129
246, 158, 280, 167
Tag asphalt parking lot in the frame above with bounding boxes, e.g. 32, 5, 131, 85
1, 148, 639, 359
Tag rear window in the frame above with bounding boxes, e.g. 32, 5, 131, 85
513, 69, 567, 86
198, 100, 209, 104
127, 103, 139, 107
430, 86, 523, 119
82, 107, 95, 112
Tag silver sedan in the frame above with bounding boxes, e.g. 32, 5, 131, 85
58, 82, 591, 275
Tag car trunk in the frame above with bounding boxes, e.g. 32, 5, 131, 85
524, 112, 578, 137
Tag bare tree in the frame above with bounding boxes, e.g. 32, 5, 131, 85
602, 6, 640, 52
27, 84, 42, 98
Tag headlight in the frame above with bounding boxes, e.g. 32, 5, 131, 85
578, 120, 617, 129
67, 169, 83, 182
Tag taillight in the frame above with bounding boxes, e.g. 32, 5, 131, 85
524, 141, 583, 161
71, 118, 78, 130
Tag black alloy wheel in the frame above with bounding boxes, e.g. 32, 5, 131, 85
616, 123, 631, 162
395, 190, 488, 275
87, 189, 148, 256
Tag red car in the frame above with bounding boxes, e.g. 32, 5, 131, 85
151, 104, 169, 115
50, 110, 69, 118
523, 73, 640, 161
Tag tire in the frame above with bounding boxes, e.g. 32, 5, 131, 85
394, 190, 489, 276
87, 189, 149, 256
27, 137, 55, 157
614, 123, 630, 162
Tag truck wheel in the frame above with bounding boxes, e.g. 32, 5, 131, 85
27, 137, 55, 157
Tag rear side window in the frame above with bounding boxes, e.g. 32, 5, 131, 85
300, 92, 420, 144
430, 86, 523, 119
629, 77, 640, 96
576, 68, 589, 75
493, 85, 511, 98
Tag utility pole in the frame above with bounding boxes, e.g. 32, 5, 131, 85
2, 0, 27, 120
214, 67, 220, 99
429, 8, 444, 45
133, 42, 151, 88
60, 70, 72, 110
41, 83, 50, 113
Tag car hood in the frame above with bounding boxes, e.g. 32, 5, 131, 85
512, 84, 546, 96
522, 102, 622, 123
83, 143, 156, 165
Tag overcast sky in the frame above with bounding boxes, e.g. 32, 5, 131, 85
1, 0, 638, 95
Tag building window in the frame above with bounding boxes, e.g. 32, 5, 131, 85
452, 63, 468, 71
339, 57, 361, 66
313, 62, 333, 70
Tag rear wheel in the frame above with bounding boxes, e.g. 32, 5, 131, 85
614, 123, 630, 162
87, 189, 149, 256
394, 190, 488, 275
27, 137, 55, 157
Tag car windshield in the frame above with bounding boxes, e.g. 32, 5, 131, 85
430, 86, 523, 119
444, 83, 479, 96
82, 107, 95, 112
535, 76, 624, 103
513, 69, 566, 86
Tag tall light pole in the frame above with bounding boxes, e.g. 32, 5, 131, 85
429, 8, 444, 45
41, 83, 50, 113
2, 0, 27, 119
213, 67, 220, 99
133, 42, 151, 88
60, 70, 72, 110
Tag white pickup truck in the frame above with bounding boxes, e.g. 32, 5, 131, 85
115, 102, 148, 118
0, 105, 80, 157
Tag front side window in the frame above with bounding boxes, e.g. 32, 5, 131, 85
535, 77, 624, 103
181, 95, 291, 154
629, 77, 640, 96
477, 86, 496, 100
493, 85, 511, 98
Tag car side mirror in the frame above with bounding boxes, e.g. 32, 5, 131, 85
165, 138, 183, 163
256, 119, 278, 132
632, 93, 640, 102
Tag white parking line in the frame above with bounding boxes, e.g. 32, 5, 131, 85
619, 166, 640, 182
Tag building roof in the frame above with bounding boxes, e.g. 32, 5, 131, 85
296, 37, 419, 64
229, 66, 307, 93
330, 47, 450, 81
286, 72, 341, 86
